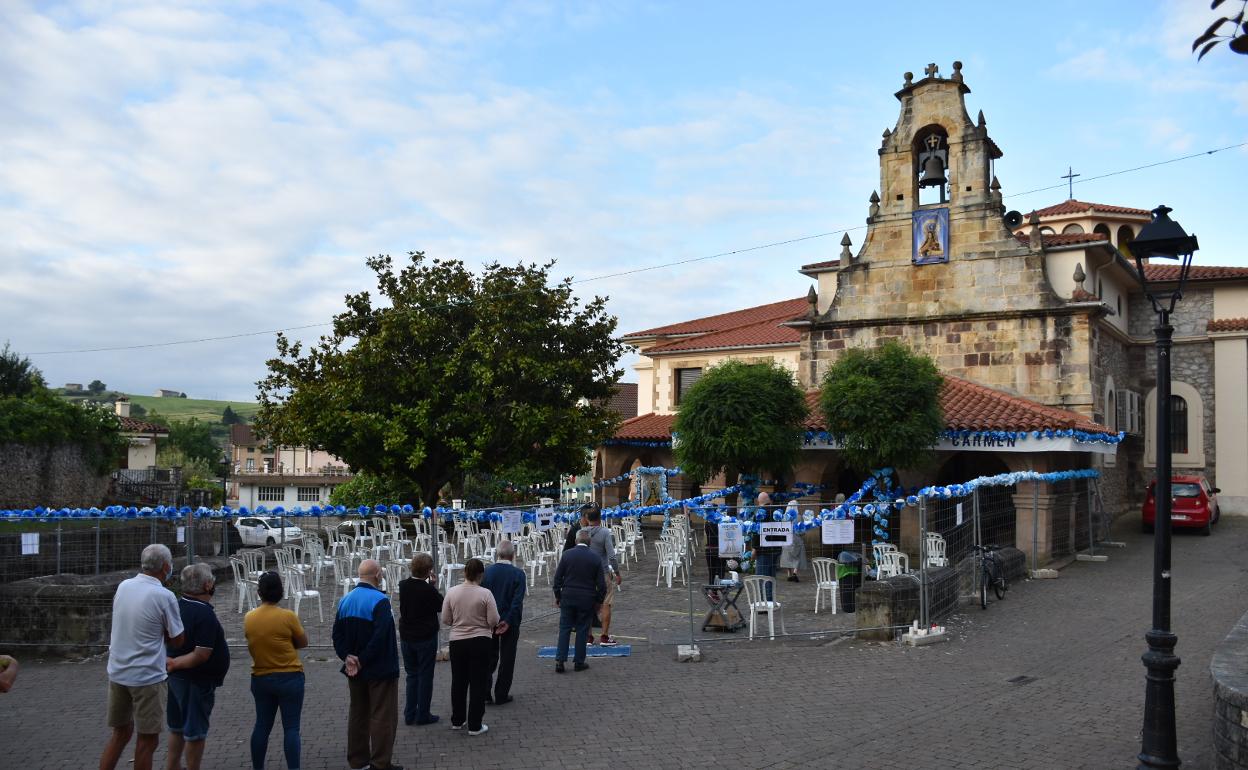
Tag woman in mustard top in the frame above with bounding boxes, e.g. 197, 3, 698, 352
244, 571, 308, 770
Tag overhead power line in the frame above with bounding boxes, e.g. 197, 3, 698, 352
28, 140, 1245, 357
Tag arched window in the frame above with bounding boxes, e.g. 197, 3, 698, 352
1117, 225, 1135, 251
1040, 226, 1055, 235
1107, 389, 1117, 431
1062, 223, 1085, 235
1169, 395, 1189, 454
1093, 223, 1111, 239
1144, 382, 1204, 467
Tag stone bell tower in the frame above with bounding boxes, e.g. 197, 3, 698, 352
799, 62, 1091, 413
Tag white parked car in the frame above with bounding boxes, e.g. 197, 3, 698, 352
234, 516, 305, 547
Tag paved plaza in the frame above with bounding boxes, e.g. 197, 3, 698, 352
6, 516, 1246, 769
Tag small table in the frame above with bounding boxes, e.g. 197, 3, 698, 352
701, 582, 746, 632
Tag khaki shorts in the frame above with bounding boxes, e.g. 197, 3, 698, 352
108, 680, 167, 735
602, 573, 616, 607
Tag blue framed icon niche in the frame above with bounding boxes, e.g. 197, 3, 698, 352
912, 207, 950, 265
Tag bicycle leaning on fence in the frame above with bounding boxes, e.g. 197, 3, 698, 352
971, 543, 1008, 609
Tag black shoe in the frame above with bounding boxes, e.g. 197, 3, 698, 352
555, 662, 565, 673
414, 715, 440, 726
404, 717, 415, 726
574, 662, 590, 672
787, 575, 799, 582
493, 695, 513, 705
483, 695, 494, 705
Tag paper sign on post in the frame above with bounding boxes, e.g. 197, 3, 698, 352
176, 526, 186, 543
536, 507, 554, 531
955, 503, 964, 526
20, 533, 38, 555
758, 522, 793, 547
821, 519, 854, 545
718, 521, 744, 556
501, 509, 524, 534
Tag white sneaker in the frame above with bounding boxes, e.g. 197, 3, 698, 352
468, 724, 489, 736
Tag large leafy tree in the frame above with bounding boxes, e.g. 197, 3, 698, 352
672, 359, 808, 501
256, 252, 625, 506
0, 343, 44, 398
158, 418, 220, 467
819, 341, 944, 473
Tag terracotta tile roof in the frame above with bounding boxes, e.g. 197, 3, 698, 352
610, 376, 1109, 442
605, 383, 638, 419
1027, 199, 1152, 218
119, 416, 169, 435
230, 424, 259, 445
1143, 264, 1248, 282
645, 317, 803, 354
623, 297, 808, 338
1209, 318, 1248, 333
613, 412, 676, 441
1014, 232, 1111, 248
800, 258, 840, 272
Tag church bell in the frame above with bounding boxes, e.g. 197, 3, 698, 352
919, 154, 947, 188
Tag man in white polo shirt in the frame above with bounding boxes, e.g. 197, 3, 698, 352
99, 543, 185, 770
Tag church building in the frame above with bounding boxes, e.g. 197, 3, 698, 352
596, 62, 1248, 565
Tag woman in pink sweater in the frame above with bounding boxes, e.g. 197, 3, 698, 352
440, 558, 500, 736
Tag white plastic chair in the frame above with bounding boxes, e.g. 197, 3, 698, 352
229, 557, 258, 613
811, 557, 838, 614
331, 555, 357, 601
924, 533, 948, 568
654, 540, 687, 588
743, 575, 786, 640
877, 550, 909, 578
284, 567, 322, 623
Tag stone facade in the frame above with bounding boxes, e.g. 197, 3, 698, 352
0, 443, 110, 509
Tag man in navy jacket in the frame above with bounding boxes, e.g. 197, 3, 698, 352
552, 529, 606, 672
481, 540, 526, 705
333, 559, 402, 770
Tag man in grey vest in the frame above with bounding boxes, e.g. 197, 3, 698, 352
581, 507, 622, 646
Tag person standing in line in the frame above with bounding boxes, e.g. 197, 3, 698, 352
752, 491, 780, 600
582, 507, 622, 646
164, 563, 230, 770
333, 559, 403, 770
244, 571, 308, 770
398, 552, 442, 726
0, 654, 18, 693
481, 540, 526, 706
779, 500, 809, 582
551, 529, 606, 672
562, 503, 592, 552
441, 557, 500, 736
99, 544, 185, 770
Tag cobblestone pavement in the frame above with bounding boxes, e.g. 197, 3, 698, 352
6, 516, 1245, 769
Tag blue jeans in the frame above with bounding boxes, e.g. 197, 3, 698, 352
556, 598, 593, 664
250, 672, 304, 770
755, 551, 777, 600
166, 677, 216, 741
401, 637, 438, 724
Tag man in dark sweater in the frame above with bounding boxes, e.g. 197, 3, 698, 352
481, 540, 526, 705
552, 529, 606, 672
398, 552, 442, 726
333, 559, 402, 770
562, 503, 593, 552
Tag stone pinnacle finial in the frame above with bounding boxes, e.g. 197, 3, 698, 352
903, 71, 913, 87
839, 233, 854, 266
868, 191, 880, 221
977, 110, 986, 129
1028, 211, 1043, 250
806, 284, 818, 310
924, 63, 939, 78
989, 175, 1002, 207
1073, 262, 1086, 286
952, 61, 964, 83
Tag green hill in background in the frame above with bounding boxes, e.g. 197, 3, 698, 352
123, 394, 261, 424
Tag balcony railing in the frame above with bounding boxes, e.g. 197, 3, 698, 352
232, 464, 352, 477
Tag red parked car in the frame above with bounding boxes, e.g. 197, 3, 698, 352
1142, 474, 1221, 535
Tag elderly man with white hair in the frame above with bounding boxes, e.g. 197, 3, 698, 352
164, 562, 230, 770
481, 539, 526, 705
99, 544, 185, 770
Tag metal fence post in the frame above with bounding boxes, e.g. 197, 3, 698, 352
1031, 482, 1039, 572
686, 511, 697, 650
56, 522, 62, 575
187, 509, 195, 565
94, 519, 101, 575
972, 488, 982, 600
918, 498, 928, 630
1086, 476, 1096, 557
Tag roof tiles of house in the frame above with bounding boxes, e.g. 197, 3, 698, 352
1027, 199, 1152, 218
611, 375, 1109, 442
119, 416, 169, 434
1013, 231, 1110, 248
623, 297, 807, 339
1143, 264, 1248, 282
606, 383, 638, 419
1209, 318, 1248, 333
230, 424, 259, 445
645, 317, 803, 353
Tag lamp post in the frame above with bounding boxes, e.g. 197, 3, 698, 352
1131, 205, 1198, 770
220, 452, 232, 556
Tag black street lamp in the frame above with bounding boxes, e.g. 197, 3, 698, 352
1131, 205, 1199, 769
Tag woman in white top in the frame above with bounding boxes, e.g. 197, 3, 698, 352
440, 558, 500, 735
779, 500, 809, 581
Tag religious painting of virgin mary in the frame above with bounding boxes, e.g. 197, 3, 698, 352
912, 207, 950, 265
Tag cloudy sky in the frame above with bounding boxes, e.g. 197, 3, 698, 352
2, 1, 1244, 401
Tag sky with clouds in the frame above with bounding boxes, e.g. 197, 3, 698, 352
2, 1, 1244, 401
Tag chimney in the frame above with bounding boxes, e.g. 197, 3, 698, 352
115, 398, 131, 418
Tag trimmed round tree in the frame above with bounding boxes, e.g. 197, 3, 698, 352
819, 341, 944, 474
672, 359, 808, 503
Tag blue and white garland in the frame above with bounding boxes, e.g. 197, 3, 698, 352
806, 429, 1126, 447
592, 466, 680, 489
600, 439, 671, 448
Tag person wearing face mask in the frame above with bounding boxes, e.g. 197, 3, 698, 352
99, 544, 186, 770
164, 563, 230, 770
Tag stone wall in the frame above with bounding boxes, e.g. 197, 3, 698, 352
1089, 324, 1142, 516
1212, 607, 1248, 768
0, 443, 110, 509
